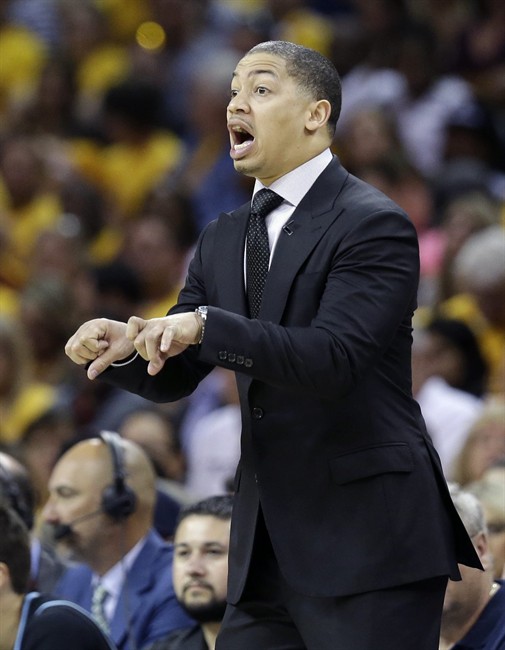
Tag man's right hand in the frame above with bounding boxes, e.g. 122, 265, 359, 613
65, 318, 135, 380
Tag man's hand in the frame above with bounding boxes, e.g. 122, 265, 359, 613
65, 319, 134, 380
127, 313, 202, 376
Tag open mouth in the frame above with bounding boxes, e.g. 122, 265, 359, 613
230, 124, 255, 151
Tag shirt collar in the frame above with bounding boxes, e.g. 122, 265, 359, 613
92, 535, 147, 600
253, 148, 333, 208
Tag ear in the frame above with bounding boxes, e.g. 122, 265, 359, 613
0, 562, 10, 590
473, 531, 492, 570
305, 99, 331, 133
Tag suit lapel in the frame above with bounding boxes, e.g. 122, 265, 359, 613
213, 204, 249, 315
260, 158, 348, 323
211, 158, 348, 324
109, 532, 158, 648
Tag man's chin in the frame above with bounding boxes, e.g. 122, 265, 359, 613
180, 598, 227, 624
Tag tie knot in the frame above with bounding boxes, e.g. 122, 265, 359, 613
251, 189, 284, 219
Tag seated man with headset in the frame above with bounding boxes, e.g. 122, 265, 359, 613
43, 432, 193, 650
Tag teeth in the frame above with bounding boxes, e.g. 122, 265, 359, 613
233, 141, 252, 151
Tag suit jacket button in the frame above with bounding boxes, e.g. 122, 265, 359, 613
218, 351, 227, 361
228, 353, 236, 363
252, 407, 264, 419
244, 358, 253, 368
236, 356, 245, 365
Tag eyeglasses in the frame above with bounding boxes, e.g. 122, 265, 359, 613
487, 522, 505, 535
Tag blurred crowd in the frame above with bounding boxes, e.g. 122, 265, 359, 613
0, 0, 504, 538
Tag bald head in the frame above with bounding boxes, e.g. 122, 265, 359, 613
53, 435, 157, 514
44, 435, 157, 570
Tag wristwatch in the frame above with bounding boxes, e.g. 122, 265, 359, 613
195, 306, 208, 344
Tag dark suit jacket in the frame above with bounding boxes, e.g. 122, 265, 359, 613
16, 592, 116, 650
102, 157, 481, 603
147, 626, 208, 649
55, 530, 193, 649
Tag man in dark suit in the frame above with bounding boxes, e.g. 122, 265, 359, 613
0, 503, 116, 650
65, 41, 481, 649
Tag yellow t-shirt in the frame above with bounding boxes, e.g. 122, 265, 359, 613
99, 132, 183, 218
0, 187, 62, 287
0, 24, 47, 114
0, 382, 57, 444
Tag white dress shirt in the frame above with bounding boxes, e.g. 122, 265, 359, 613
250, 148, 333, 268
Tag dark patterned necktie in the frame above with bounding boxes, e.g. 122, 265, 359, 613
246, 188, 284, 318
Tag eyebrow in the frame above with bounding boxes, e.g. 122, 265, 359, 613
174, 542, 228, 550
232, 69, 279, 81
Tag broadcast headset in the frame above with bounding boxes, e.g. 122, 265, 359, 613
99, 430, 137, 520
54, 431, 137, 540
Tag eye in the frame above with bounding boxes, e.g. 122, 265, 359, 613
256, 86, 269, 96
230, 88, 239, 98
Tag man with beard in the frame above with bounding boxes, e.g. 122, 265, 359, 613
147, 495, 232, 650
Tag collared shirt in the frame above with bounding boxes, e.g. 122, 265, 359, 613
92, 535, 146, 622
251, 148, 333, 265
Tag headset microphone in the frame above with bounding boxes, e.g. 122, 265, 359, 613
53, 509, 104, 541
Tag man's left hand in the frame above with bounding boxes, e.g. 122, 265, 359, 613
126, 313, 202, 376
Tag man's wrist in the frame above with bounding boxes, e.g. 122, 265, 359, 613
195, 306, 208, 344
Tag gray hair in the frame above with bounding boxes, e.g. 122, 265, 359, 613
453, 225, 505, 291
448, 482, 487, 538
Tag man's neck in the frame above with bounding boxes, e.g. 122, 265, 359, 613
0, 592, 23, 650
202, 621, 220, 650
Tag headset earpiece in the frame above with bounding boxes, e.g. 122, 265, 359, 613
99, 431, 137, 520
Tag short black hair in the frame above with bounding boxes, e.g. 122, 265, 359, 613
176, 494, 233, 529
426, 317, 488, 397
246, 41, 341, 136
0, 502, 31, 594
103, 79, 163, 129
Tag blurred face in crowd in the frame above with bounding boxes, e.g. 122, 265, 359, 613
465, 421, 505, 483
120, 410, 185, 481
480, 465, 505, 578
442, 531, 492, 630
43, 441, 114, 563
173, 514, 230, 622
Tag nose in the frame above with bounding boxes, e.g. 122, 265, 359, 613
186, 555, 206, 576
227, 91, 248, 115
41, 496, 59, 524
